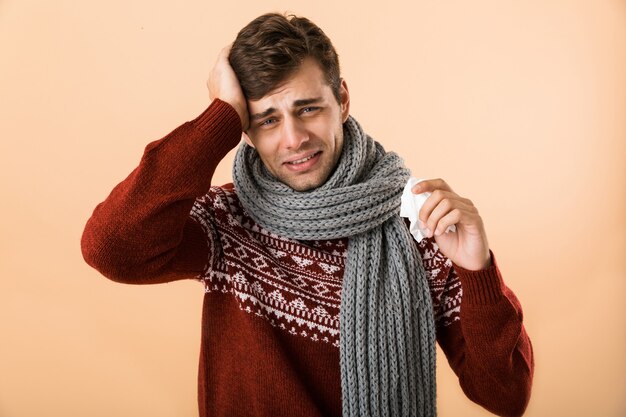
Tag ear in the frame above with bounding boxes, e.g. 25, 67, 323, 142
339, 78, 350, 123
242, 131, 255, 148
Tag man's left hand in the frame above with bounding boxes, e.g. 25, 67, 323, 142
412, 178, 491, 271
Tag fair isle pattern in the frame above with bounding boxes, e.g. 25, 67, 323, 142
190, 184, 462, 347
418, 237, 463, 327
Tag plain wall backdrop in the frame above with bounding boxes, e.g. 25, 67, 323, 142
1, 0, 625, 416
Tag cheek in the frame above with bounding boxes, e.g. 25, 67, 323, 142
253, 138, 282, 170
249, 132, 273, 154
312, 120, 338, 143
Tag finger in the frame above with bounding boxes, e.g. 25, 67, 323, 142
433, 208, 463, 236
418, 189, 461, 224
422, 193, 475, 234
220, 43, 233, 59
434, 205, 481, 236
412, 178, 453, 194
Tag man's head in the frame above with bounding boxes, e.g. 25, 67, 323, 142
229, 13, 350, 192
229, 13, 342, 103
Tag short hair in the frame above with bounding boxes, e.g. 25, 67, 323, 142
229, 13, 342, 103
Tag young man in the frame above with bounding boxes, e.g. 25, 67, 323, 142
81, 13, 534, 417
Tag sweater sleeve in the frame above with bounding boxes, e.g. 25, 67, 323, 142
434, 250, 535, 417
80, 99, 242, 284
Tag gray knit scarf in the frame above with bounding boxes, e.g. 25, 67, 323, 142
232, 115, 437, 417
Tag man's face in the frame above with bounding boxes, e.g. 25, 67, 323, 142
244, 58, 350, 192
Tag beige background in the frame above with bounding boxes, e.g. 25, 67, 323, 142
1, 0, 625, 416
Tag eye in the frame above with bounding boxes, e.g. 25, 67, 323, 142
260, 118, 277, 127
301, 106, 320, 114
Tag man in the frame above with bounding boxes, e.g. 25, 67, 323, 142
81, 12, 534, 417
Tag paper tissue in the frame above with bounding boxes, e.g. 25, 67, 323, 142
399, 177, 456, 243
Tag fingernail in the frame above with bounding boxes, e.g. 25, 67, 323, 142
424, 228, 432, 237
435, 229, 442, 236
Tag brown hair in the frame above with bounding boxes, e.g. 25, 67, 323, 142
229, 13, 341, 103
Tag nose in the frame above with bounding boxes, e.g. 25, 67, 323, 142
281, 116, 309, 150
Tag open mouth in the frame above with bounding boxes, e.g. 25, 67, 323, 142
283, 151, 322, 171
286, 152, 321, 165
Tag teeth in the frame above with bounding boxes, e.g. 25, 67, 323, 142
289, 153, 317, 164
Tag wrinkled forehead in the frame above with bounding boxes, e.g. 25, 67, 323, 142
247, 58, 333, 112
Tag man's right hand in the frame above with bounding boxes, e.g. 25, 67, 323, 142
207, 44, 249, 131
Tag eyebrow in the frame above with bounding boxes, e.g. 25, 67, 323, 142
250, 97, 323, 120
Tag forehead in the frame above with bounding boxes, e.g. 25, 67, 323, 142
248, 58, 332, 109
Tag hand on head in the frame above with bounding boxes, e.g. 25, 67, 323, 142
207, 44, 249, 131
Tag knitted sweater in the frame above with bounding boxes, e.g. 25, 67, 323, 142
81, 99, 534, 417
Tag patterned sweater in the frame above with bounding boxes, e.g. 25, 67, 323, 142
81, 99, 534, 417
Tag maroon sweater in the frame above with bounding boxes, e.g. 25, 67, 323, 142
81, 99, 534, 417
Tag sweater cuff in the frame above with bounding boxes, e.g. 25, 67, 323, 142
452, 249, 505, 305
190, 98, 242, 143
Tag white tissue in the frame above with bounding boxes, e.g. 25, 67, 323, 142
400, 177, 456, 243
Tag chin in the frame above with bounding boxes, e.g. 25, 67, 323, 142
281, 173, 327, 192
285, 179, 321, 192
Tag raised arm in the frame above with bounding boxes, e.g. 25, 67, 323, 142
81, 45, 248, 284
412, 178, 534, 415
437, 253, 534, 417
